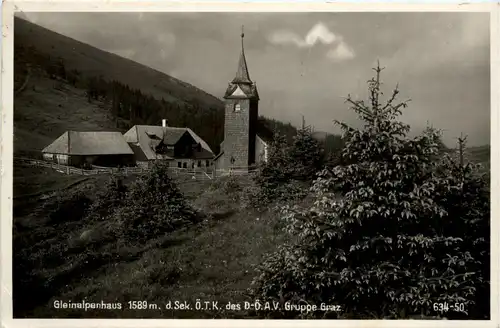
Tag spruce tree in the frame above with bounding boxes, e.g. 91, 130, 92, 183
87, 175, 128, 221
118, 162, 198, 241
288, 124, 324, 181
250, 63, 490, 319
255, 131, 291, 188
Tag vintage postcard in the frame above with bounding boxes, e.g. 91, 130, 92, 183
1, 1, 497, 327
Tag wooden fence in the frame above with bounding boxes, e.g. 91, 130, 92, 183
14, 157, 215, 180
14, 157, 260, 181
215, 168, 257, 176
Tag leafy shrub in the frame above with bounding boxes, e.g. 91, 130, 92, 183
209, 175, 243, 196
240, 180, 270, 211
117, 162, 199, 241
250, 64, 490, 319
86, 174, 128, 221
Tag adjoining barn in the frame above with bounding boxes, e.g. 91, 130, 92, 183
41, 131, 135, 168
123, 119, 215, 170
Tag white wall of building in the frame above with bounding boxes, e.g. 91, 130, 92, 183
255, 136, 268, 164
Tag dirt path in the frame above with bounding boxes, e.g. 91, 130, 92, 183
15, 64, 31, 97
13, 177, 89, 200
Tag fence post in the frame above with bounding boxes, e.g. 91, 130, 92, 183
67, 165, 69, 175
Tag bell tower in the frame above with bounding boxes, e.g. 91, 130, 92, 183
223, 26, 260, 169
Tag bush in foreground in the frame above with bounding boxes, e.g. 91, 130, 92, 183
86, 174, 128, 221
250, 64, 490, 319
116, 161, 199, 241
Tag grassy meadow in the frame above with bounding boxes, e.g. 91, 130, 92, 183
13, 165, 288, 318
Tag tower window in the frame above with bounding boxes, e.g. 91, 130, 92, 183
234, 103, 241, 112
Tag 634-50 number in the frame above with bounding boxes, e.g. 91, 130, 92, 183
433, 302, 466, 313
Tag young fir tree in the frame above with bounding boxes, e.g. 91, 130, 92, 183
250, 64, 489, 319
117, 161, 198, 241
257, 124, 325, 186
255, 131, 291, 188
87, 174, 128, 221
288, 119, 325, 181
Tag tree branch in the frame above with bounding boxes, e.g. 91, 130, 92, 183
345, 95, 373, 119
383, 83, 400, 112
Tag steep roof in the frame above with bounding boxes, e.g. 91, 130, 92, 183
128, 143, 149, 161
224, 30, 259, 100
214, 151, 224, 161
42, 131, 134, 155
256, 122, 274, 143
223, 83, 259, 100
123, 125, 214, 160
231, 32, 252, 84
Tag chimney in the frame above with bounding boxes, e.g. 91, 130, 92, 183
161, 119, 168, 145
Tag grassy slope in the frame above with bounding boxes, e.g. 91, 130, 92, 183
14, 73, 122, 154
13, 166, 285, 318
11, 20, 291, 318
14, 17, 223, 110
13, 16, 225, 154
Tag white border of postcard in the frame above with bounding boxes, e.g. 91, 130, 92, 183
1, 1, 498, 328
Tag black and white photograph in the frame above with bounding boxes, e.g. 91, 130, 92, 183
3, 3, 494, 323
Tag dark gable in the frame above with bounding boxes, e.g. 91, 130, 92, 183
173, 132, 197, 158
256, 122, 274, 144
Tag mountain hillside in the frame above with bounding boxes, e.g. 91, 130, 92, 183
14, 73, 122, 156
14, 17, 298, 155
14, 17, 223, 110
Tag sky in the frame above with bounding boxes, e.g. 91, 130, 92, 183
22, 12, 491, 147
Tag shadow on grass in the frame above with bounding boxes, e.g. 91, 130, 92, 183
210, 210, 237, 222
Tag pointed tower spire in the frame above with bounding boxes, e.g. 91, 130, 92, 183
232, 25, 252, 84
